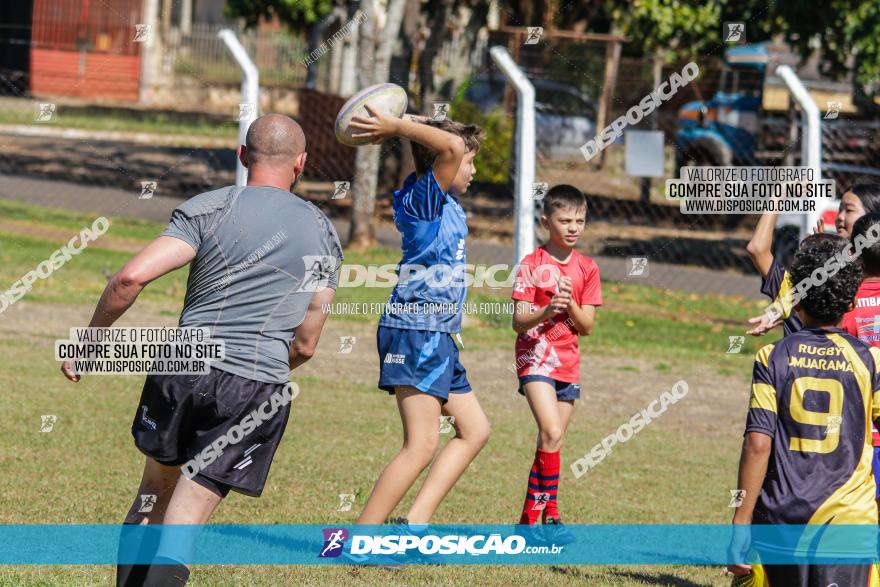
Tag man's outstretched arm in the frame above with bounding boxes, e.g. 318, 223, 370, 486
289, 287, 335, 370
61, 236, 196, 381
88, 236, 196, 326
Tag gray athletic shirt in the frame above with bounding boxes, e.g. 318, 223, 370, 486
162, 185, 343, 384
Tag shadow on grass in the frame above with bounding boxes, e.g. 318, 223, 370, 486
550, 566, 714, 587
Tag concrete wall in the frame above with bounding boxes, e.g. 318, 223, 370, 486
143, 79, 301, 117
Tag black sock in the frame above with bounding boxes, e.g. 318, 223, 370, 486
116, 522, 160, 587
141, 557, 190, 587
117, 564, 145, 587
116, 564, 148, 587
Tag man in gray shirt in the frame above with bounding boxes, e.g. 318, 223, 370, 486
60, 114, 342, 586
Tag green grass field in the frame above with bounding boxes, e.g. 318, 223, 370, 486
0, 103, 237, 139
0, 198, 778, 585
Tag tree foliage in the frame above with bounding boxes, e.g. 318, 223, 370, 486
225, 0, 336, 30
226, 0, 880, 87
612, 0, 720, 63
607, 0, 880, 86
449, 100, 513, 184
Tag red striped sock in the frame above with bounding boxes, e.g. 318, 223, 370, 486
518, 452, 541, 525
538, 449, 561, 522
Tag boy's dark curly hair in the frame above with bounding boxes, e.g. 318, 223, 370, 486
852, 213, 880, 275
798, 232, 845, 250
789, 237, 863, 323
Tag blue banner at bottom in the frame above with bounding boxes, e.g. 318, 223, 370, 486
1, 524, 878, 565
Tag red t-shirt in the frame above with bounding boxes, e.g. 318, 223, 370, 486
511, 248, 602, 383
842, 279, 880, 446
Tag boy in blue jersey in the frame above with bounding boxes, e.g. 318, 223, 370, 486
728, 238, 880, 586
348, 106, 490, 527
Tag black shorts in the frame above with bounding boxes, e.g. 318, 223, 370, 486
132, 367, 294, 497
517, 375, 580, 401
755, 562, 877, 586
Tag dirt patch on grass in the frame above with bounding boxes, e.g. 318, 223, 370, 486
3, 301, 748, 449
296, 319, 749, 440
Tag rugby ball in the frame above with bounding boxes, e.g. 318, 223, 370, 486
335, 83, 408, 147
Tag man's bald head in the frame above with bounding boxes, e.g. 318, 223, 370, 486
244, 114, 306, 165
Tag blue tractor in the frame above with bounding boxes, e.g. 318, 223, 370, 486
675, 43, 880, 185
675, 44, 767, 171
673, 42, 880, 251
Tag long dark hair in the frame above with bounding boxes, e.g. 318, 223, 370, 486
848, 183, 880, 214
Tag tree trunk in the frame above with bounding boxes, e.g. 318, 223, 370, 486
396, 0, 420, 187
348, 0, 406, 250
339, 4, 362, 96
350, 145, 381, 249
327, 8, 346, 94
349, 0, 377, 250
376, 0, 406, 77
445, 3, 488, 89
307, 9, 342, 90
401, 0, 421, 89
418, 0, 452, 112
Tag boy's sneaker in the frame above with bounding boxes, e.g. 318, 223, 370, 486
341, 550, 402, 570
542, 517, 575, 545
515, 523, 545, 545
387, 517, 432, 564
341, 517, 418, 569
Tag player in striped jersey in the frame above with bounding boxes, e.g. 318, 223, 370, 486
728, 237, 880, 586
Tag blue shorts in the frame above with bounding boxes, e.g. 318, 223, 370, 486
518, 375, 580, 401
873, 446, 880, 499
377, 326, 471, 402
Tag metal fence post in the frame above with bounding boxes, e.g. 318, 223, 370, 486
776, 65, 822, 240
490, 46, 535, 266
219, 29, 259, 186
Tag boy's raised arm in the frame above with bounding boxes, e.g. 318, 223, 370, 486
567, 303, 597, 336
289, 287, 335, 370
746, 212, 777, 279
350, 105, 465, 192
513, 300, 554, 334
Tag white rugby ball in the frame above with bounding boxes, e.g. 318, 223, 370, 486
335, 83, 408, 147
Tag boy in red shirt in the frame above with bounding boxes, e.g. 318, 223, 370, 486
843, 214, 880, 344
511, 185, 602, 541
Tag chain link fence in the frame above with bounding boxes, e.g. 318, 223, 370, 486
160, 23, 309, 87
450, 31, 880, 277
1, 10, 879, 292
